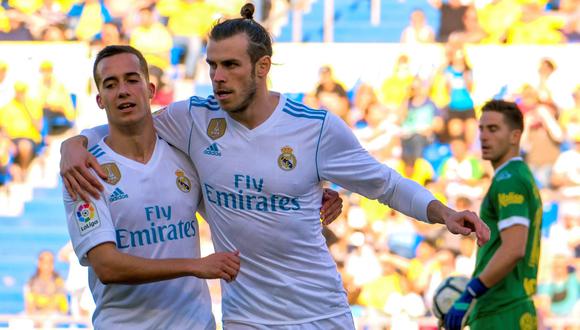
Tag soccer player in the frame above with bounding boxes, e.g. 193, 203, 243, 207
445, 100, 542, 330
61, 4, 490, 329
63, 45, 242, 329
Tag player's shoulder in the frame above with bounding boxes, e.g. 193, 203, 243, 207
88, 141, 111, 163
281, 96, 327, 122
188, 95, 221, 112
493, 160, 534, 191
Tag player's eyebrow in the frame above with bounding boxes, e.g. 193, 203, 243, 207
101, 72, 141, 86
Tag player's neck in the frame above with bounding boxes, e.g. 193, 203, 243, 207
492, 149, 520, 170
230, 90, 279, 130
105, 121, 157, 164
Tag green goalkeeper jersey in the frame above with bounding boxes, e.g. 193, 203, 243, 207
472, 157, 542, 318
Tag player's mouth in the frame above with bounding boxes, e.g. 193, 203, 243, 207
215, 89, 233, 101
118, 102, 136, 111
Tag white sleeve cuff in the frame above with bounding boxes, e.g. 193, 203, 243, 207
498, 216, 530, 231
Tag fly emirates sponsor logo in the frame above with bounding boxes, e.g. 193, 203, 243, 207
204, 174, 301, 212
115, 205, 197, 249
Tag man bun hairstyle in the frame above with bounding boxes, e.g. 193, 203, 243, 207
209, 3, 273, 65
240, 2, 254, 20
481, 99, 524, 132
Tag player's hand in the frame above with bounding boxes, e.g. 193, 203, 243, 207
445, 210, 490, 247
194, 251, 240, 282
444, 277, 488, 330
60, 136, 106, 201
320, 188, 343, 225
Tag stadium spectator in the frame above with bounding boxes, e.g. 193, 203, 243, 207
24, 251, 68, 319
353, 102, 401, 159
166, 0, 219, 79
522, 101, 563, 188
149, 65, 174, 108
443, 48, 477, 147
438, 137, 486, 200
476, 0, 522, 43
400, 79, 441, 161
28, 0, 68, 39
67, 0, 112, 41
428, 0, 468, 42
448, 5, 487, 44
551, 132, 580, 199
559, 85, 580, 139
39, 24, 67, 41
351, 83, 380, 128
537, 254, 580, 321
379, 54, 415, 110
0, 81, 43, 182
129, 5, 173, 71
57, 241, 93, 321
394, 152, 435, 187
0, 9, 34, 41
400, 9, 435, 44
314, 64, 350, 122
91, 21, 123, 49
506, 1, 567, 44
37, 60, 75, 134
357, 253, 404, 311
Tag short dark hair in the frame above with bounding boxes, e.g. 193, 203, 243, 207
209, 3, 273, 64
481, 99, 524, 131
93, 45, 149, 88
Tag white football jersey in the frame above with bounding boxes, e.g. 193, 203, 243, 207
83, 93, 435, 325
63, 137, 214, 330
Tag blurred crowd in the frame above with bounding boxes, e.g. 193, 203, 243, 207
301, 42, 580, 330
0, 0, 578, 329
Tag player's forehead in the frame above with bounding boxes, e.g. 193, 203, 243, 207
207, 33, 251, 63
480, 111, 506, 127
97, 53, 143, 79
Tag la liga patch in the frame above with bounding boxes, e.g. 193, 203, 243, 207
75, 201, 101, 235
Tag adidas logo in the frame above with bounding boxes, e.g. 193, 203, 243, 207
203, 143, 221, 156
109, 187, 129, 202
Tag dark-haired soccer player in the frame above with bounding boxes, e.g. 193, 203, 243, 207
446, 100, 542, 330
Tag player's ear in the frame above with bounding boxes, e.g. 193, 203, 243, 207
148, 82, 156, 100
96, 94, 105, 109
510, 129, 522, 145
255, 55, 271, 78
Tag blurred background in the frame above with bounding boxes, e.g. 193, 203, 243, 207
0, 0, 578, 329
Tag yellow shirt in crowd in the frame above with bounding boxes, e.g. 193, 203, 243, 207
0, 98, 43, 144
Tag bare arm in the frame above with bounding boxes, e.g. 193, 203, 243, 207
60, 135, 107, 201
87, 242, 240, 284
478, 225, 528, 287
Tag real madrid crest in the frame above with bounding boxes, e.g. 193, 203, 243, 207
175, 169, 192, 192
277, 146, 297, 171
102, 163, 121, 185
207, 118, 226, 140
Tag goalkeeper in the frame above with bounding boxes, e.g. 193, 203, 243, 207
445, 100, 542, 330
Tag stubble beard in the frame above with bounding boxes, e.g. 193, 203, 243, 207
226, 73, 257, 115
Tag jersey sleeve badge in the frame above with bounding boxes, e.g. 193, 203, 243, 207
75, 201, 101, 235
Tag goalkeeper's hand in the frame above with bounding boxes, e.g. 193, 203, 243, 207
444, 277, 488, 330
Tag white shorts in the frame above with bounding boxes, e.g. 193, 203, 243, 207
223, 312, 355, 330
